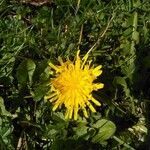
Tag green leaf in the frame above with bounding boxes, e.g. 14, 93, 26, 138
113, 76, 127, 87
33, 83, 48, 101
26, 59, 36, 85
17, 59, 36, 87
2, 127, 12, 139
0, 97, 11, 117
73, 126, 88, 138
113, 76, 130, 97
16, 60, 28, 86
0, 117, 13, 149
92, 119, 116, 143
132, 30, 139, 44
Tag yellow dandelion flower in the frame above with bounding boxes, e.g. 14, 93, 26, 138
45, 50, 104, 120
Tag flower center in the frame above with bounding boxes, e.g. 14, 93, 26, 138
53, 69, 87, 93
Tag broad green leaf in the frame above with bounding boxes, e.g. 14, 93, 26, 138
26, 59, 36, 85
120, 39, 131, 56
16, 60, 28, 86
0, 97, 11, 117
113, 76, 130, 97
2, 127, 12, 139
16, 59, 36, 87
92, 119, 116, 143
0, 117, 13, 150
113, 76, 127, 87
73, 126, 88, 138
33, 83, 48, 101
132, 31, 139, 44
122, 64, 135, 79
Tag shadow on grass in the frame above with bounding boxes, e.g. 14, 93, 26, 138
132, 45, 150, 150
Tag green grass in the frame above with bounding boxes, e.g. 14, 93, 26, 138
0, 0, 150, 149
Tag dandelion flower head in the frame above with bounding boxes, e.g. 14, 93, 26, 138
45, 50, 104, 120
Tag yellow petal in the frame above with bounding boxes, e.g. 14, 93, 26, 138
93, 83, 104, 90
52, 103, 59, 111
92, 66, 102, 76
74, 107, 78, 120
49, 96, 58, 102
76, 50, 80, 58
52, 97, 64, 111
74, 97, 79, 120
69, 108, 73, 119
91, 97, 101, 106
82, 107, 88, 118
87, 102, 96, 112
44, 93, 57, 100
58, 56, 64, 65
81, 53, 89, 69
49, 62, 59, 71
65, 109, 69, 119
